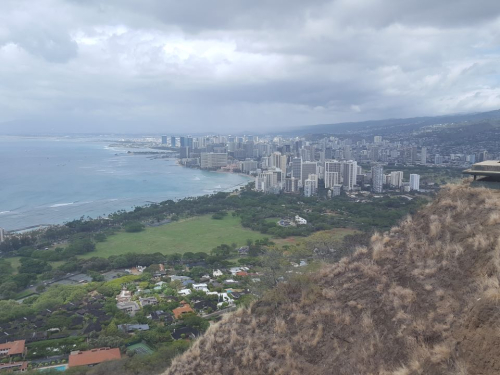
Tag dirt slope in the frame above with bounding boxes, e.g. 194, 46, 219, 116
165, 184, 500, 375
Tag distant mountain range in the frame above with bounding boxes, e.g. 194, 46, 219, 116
293, 108, 500, 136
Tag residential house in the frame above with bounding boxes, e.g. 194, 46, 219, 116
0, 361, 28, 372
171, 327, 199, 340
116, 301, 140, 316
192, 283, 209, 292
172, 302, 194, 319
0, 340, 26, 358
117, 324, 150, 333
295, 215, 307, 225
213, 269, 223, 277
193, 300, 217, 312
115, 287, 132, 303
68, 348, 121, 368
139, 297, 158, 307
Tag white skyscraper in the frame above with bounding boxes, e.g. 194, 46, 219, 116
270, 152, 287, 171
255, 170, 282, 193
325, 171, 339, 188
304, 174, 318, 197
371, 165, 384, 193
0, 227, 4, 243
390, 171, 404, 188
324, 160, 342, 188
410, 174, 420, 191
342, 160, 357, 191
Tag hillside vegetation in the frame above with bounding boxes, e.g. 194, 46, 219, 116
165, 184, 500, 375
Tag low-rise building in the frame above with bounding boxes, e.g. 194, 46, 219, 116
68, 348, 121, 368
115, 287, 132, 303
172, 302, 194, 319
116, 301, 140, 316
192, 283, 209, 292
0, 361, 27, 372
295, 215, 307, 225
171, 327, 200, 340
139, 297, 158, 307
117, 324, 150, 333
0, 340, 26, 359
213, 269, 223, 277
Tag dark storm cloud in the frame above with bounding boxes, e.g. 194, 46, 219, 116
1, 0, 500, 134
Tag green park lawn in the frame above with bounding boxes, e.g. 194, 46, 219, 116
85, 214, 266, 258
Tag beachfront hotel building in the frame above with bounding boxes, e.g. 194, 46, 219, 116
200, 153, 228, 169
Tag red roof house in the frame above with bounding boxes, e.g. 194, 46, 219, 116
68, 347, 121, 368
0, 340, 26, 358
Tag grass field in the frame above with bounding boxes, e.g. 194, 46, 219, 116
86, 215, 266, 258
272, 228, 358, 247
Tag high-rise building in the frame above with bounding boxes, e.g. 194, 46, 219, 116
270, 152, 287, 171
434, 154, 443, 165
342, 160, 357, 191
371, 165, 384, 193
171, 136, 176, 148
304, 174, 318, 197
324, 171, 339, 189
410, 146, 418, 164
284, 177, 299, 193
370, 147, 379, 162
410, 174, 420, 191
478, 151, 489, 162
390, 171, 404, 188
239, 160, 258, 174
324, 160, 342, 188
0, 227, 4, 243
374, 136, 382, 144
179, 146, 189, 159
292, 157, 302, 182
186, 137, 193, 149
255, 170, 282, 193
420, 147, 427, 164
301, 162, 317, 186
343, 146, 352, 160
200, 153, 228, 169
161, 135, 168, 145
331, 184, 342, 197
179, 136, 186, 147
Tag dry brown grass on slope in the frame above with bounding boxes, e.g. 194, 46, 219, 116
165, 184, 500, 375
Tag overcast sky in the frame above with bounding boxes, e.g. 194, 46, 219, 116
1, 0, 500, 134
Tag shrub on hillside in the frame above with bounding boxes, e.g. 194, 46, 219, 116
124, 222, 145, 233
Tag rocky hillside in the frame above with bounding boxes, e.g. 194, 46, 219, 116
165, 184, 500, 375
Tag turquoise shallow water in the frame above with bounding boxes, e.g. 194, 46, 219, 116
0, 136, 250, 231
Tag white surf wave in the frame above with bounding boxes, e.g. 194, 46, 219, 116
50, 203, 74, 208
0, 211, 11, 215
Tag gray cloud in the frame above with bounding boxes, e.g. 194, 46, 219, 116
1, 0, 500, 134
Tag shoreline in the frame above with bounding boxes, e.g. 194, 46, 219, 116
5, 165, 252, 234
175, 158, 254, 180
0, 140, 252, 233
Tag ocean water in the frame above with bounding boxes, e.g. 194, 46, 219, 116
0, 137, 250, 231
